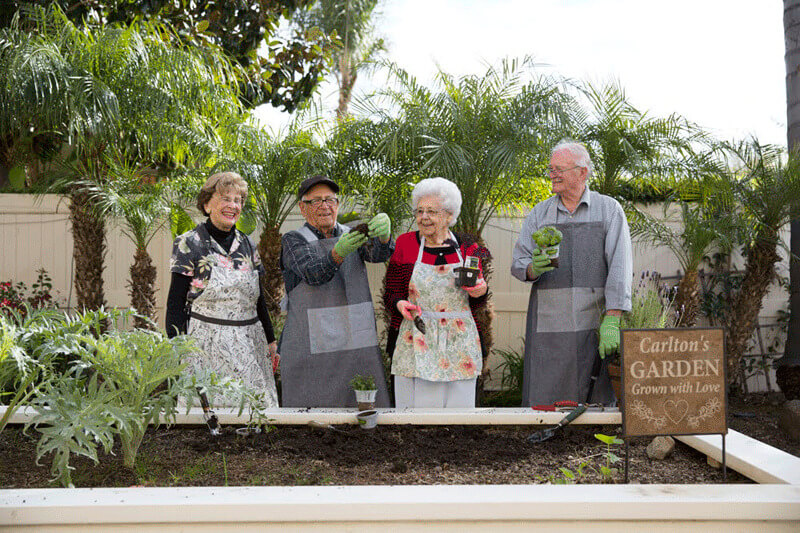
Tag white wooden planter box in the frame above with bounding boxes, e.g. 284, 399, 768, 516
2, 406, 800, 531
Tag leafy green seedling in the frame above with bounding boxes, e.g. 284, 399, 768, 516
349, 374, 377, 391
594, 433, 624, 483
532, 226, 563, 266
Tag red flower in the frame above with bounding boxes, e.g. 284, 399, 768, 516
454, 319, 466, 332
408, 283, 420, 300
435, 265, 449, 274
460, 358, 476, 373
439, 317, 447, 326
414, 336, 428, 350
439, 358, 451, 370
402, 330, 414, 345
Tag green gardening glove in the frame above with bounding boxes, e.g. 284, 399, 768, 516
333, 230, 368, 258
367, 212, 391, 241
598, 315, 621, 359
530, 248, 555, 278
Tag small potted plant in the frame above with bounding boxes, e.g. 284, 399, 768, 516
349, 374, 378, 411
533, 226, 563, 267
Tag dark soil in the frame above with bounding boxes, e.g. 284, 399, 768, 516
352, 223, 370, 238
1, 393, 796, 489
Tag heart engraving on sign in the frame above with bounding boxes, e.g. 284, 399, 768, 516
663, 399, 689, 424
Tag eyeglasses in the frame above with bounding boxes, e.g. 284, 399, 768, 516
218, 195, 243, 206
548, 165, 581, 176
302, 196, 339, 208
414, 208, 445, 218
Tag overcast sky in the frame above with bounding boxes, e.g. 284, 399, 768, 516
255, 0, 787, 147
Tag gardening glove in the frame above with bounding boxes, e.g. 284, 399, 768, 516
598, 315, 621, 359
367, 212, 391, 241
333, 230, 368, 258
529, 248, 555, 278
397, 300, 422, 321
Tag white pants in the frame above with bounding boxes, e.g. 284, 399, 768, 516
394, 376, 477, 408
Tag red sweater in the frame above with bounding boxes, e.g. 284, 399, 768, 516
383, 231, 490, 356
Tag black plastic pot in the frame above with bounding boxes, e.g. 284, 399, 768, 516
454, 266, 480, 287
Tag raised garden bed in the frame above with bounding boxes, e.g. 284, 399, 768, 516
2, 394, 800, 531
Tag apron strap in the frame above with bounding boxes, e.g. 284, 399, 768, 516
419, 310, 471, 319
190, 311, 259, 326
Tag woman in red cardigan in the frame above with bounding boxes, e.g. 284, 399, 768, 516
383, 177, 490, 408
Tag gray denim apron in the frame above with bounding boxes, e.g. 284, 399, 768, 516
279, 223, 390, 408
521, 219, 615, 406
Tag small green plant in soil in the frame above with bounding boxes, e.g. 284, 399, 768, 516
540, 432, 624, 484
532, 226, 562, 248
484, 344, 524, 406
532, 226, 563, 266
349, 374, 376, 391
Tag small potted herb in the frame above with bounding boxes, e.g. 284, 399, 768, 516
349, 374, 378, 411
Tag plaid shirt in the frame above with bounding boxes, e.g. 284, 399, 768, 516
281, 222, 394, 293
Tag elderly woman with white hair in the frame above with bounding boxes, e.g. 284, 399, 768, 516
383, 177, 491, 408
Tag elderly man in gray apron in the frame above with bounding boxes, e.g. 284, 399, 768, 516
511, 141, 632, 406
279, 175, 394, 407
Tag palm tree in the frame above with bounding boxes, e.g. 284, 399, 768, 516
365, 59, 574, 238
629, 179, 736, 327
722, 140, 800, 394
295, 0, 385, 119
780, 0, 800, 400
82, 154, 171, 330
572, 81, 698, 198
217, 123, 332, 316
327, 117, 418, 229
0, 8, 119, 189
8, 7, 244, 312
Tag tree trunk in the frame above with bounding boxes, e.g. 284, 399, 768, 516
675, 268, 700, 327
257, 224, 284, 318
780, 0, 800, 399
129, 247, 157, 330
336, 56, 357, 120
69, 189, 106, 312
726, 233, 780, 394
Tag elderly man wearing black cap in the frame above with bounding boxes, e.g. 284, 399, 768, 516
279, 175, 394, 407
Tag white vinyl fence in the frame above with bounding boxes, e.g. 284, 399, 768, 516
0, 194, 789, 392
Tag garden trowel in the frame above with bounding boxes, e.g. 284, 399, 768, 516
526, 403, 587, 443
196, 387, 220, 436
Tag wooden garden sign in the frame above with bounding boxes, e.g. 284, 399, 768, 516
621, 328, 727, 437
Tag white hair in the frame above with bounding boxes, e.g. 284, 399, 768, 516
552, 139, 594, 179
411, 177, 462, 227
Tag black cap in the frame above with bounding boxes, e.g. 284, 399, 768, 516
297, 175, 339, 199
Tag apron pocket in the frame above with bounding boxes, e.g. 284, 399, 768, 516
307, 301, 378, 355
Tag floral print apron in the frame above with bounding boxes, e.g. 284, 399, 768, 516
185, 255, 278, 408
391, 233, 482, 381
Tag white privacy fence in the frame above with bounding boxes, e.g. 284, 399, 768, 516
0, 194, 789, 391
